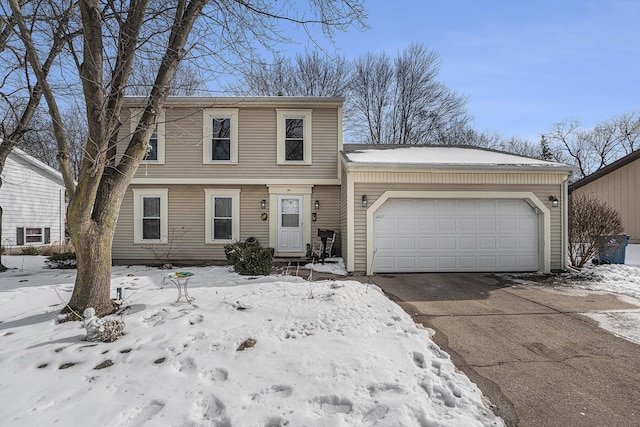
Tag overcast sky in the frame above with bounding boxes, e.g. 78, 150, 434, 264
260, 0, 640, 141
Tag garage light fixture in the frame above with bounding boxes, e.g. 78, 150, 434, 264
315, 200, 320, 210
362, 195, 368, 208
549, 195, 558, 208
261, 199, 266, 209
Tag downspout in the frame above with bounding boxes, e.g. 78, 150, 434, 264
562, 175, 570, 270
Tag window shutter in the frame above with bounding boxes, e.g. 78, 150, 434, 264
44, 228, 51, 244
16, 227, 24, 245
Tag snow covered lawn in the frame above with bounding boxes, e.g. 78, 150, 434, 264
0, 256, 502, 427
505, 244, 640, 345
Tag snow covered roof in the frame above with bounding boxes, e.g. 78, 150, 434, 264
342, 144, 574, 172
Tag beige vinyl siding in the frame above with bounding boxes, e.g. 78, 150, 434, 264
113, 184, 341, 264
122, 106, 339, 181
113, 185, 270, 264
351, 182, 565, 272
573, 159, 640, 242
310, 185, 341, 255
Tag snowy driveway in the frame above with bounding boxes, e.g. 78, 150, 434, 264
370, 272, 640, 427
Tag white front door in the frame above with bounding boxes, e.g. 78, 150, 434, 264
277, 195, 304, 253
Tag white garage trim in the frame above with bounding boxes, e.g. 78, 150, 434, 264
365, 191, 551, 275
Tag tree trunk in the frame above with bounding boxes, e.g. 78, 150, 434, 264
66, 221, 116, 317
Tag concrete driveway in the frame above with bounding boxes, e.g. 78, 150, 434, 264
368, 273, 640, 427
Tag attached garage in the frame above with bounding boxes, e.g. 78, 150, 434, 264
373, 198, 539, 272
340, 145, 575, 275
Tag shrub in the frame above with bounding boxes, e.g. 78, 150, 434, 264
46, 252, 78, 269
568, 193, 624, 268
224, 241, 273, 276
20, 246, 40, 255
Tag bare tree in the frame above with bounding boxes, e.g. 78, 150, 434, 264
8, 0, 366, 316
237, 49, 350, 97
349, 44, 470, 144
544, 113, 640, 179
348, 52, 393, 143
0, 0, 74, 271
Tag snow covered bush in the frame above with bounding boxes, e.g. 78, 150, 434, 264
568, 193, 623, 268
224, 241, 273, 275
83, 308, 125, 342
46, 252, 77, 269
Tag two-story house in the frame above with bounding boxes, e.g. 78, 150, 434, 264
113, 96, 574, 274
113, 96, 343, 265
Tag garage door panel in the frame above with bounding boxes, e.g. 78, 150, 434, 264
418, 237, 436, 250
396, 237, 415, 250
374, 198, 539, 273
438, 218, 456, 231
458, 237, 476, 250
459, 218, 476, 231
438, 237, 456, 250
479, 237, 497, 250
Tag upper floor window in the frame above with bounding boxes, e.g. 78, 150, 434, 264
133, 188, 168, 243
203, 109, 239, 164
130, 109, 166, 164
277, 109, 312, 165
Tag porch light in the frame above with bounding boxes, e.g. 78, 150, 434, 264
362, 195, 368, 208
315, 200, 320, 210
549, 195, 559, 208
261, 199, 266, 209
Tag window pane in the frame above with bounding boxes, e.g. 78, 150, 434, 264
212, 139, 231, 160
213, 118, 231, 138
285, 140, 304, 161
144, 136, 158, 161
214, 197, 232, 218
285, 118, 303, 139
282, 213, 299, 227
142, 219, 161, 240
143, 197, 161, 217
26, 228, 42, 236
214, 218, 232, 240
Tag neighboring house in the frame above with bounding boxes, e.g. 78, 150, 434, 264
569, 149, 640, 243
0, 148, 67, 249
113, 96, 574, 274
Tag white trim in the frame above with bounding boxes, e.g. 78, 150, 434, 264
202, 109, 239, 164
133, 188, 169, 244
267, 185, 313, 254
131, 178, 340, 185
276, 109, 312, 165
204, 189, 241, 244
130, 109, 166, 164
364, 191, 551, 275
346, 172, 356, 272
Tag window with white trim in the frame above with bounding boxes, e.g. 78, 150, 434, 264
277, 109, 312, 165
205, 189, 240, 243
16, 227, 51, 245
203, 109, 239, 164
130, 109, 166, 164
133, 189, 168, 243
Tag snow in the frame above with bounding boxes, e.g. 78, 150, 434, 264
344, 146, 568, 168
0, 256, 502, 427
506, 244, 640, 345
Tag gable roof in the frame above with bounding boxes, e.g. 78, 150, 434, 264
569, 148, 640, 193
8, 148, 65, 186
342, 144, 574, 172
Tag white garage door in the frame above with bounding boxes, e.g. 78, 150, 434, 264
373, 199, 539, 273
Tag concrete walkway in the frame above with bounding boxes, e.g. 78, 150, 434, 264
368, 273, 640, 427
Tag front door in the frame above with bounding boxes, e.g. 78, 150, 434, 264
277, 195, 303, 253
